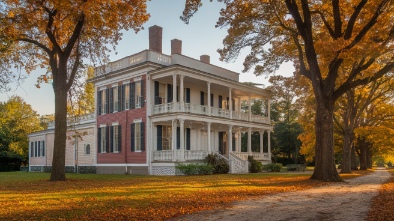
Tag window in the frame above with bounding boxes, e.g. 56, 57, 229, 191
124, 84, 130, 109
30, 142, 34, 157
131, 122, 144, 152
41, 141, 45, 157
135, 81, 142, 108
30, 140, 45, 157
161, 125, 172, 150
101, 89, 106, 114
85, 144, 91, 155
112, 126, 119, 153
34, 141, 38, 157
113, 86, 118, 112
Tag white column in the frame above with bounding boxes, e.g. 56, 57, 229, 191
247, 127, 252, 154
229, 88, 232, 119
172, 73, 177, 111
260, 130, 264, 154
178, 75, 184, 105
228, 125, 233, 152
248, 96, 252, 121
172, 119, 177, 161
207, 82, 211, 116
268, 130, 271, 161
207, 122, 211, 153
180, 119, 185, 161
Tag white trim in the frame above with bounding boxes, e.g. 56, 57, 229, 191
112, 83, 118, 88
99, 124, 107, 128
134, 76, 142, 82
99, 86, 106, 91
133, 118, 142, 123
123, 80, 130, 85
112, 122, 119, 126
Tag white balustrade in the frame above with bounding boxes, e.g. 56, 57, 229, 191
229, 152, 249, 173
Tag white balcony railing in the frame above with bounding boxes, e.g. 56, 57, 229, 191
152, 102, 269, 124
153, 150, 209, 161
232, 152, 270, 161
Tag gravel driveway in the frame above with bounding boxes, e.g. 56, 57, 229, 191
173, 169, 390, 221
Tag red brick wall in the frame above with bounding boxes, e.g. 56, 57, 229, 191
97, 76, 147, 164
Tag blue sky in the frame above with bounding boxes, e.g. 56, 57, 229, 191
0, 0, 294, 115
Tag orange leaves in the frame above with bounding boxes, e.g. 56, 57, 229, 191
367, 170, 394, 221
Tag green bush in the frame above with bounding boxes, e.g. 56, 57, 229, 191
248, 156, 262, 173
263, 163, 283, 172
176, 163, 213, 175
204, 154, 229, 174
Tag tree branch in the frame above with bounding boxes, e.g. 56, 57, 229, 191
344, 0, 368, 40
64, 14, 85, 58
332, 0, 342, 38
17, 37, 52, 55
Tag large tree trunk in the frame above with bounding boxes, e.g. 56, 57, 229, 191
366, 143, 373, 169
341, 128, 352, 173
310, 99, 342, 182
351, 145, 358, 170
50, 66, 68, 181
359, 137, 367, 170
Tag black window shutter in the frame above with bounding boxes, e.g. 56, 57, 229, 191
218, 132, 224, 154
211, 93, 214, 107
97, 90, 102, 115
106, 126, 110, 153
130, 82, 135, 109
167, 84, 173, 103
97, 128, 101, 153
232, 98, 235, 111
219, 96, 223, 108
130, 123, 135, 152
154, 81, 160, 104
109, 87, 113, 113
200, 91, 204, 105
186, 88, 190, 103
30, 142, 34, 157
38, 141, 41, 157
105, 88, 109, 113
176, 127, 180, 149
118, 125, 122, 152
118, 86, 122, 111
42, 140, 45, 156
232, 133, 236, 151
141, 80, 145, 107
186, 128, 191, 150
34, 141, 37, 157
157, 125, 162, 151
110, 126, 114, 153
141, 122, 145, 151
177, 86, 179, 102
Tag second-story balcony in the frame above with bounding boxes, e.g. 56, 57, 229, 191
152, 102, 269, 124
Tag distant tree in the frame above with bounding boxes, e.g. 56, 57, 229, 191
0, 96, 42, 170
182, 0, 394, 181
274, 121, 303, 164
1, 0, 149, 180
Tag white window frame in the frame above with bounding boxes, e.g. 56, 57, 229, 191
113, 126, 119, 152
84, 144, 91, 155
135, 81, 142, 108
162, 125, 172, 151
124, 83, 130, 110
101, 89, 106, 114
135, 123, 142, 151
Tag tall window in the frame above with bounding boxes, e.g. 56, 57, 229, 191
124, 84, 130, 109
40, 141, 45, 156
162, 125, 172, 150
135, 123, 141, 151
101, 89, 106, 114
100, 127, 107, 153
135, 81, 142, 108
113, 86, 118, 112
113, 126, 119, 152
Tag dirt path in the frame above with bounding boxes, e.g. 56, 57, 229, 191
173, 169, 391, 221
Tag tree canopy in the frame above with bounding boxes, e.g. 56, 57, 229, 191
1, 0, 149, 180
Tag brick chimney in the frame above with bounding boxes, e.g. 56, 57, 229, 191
149, 25, 162, 53
171, 39, 182, 55
200, 55, 210, 64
